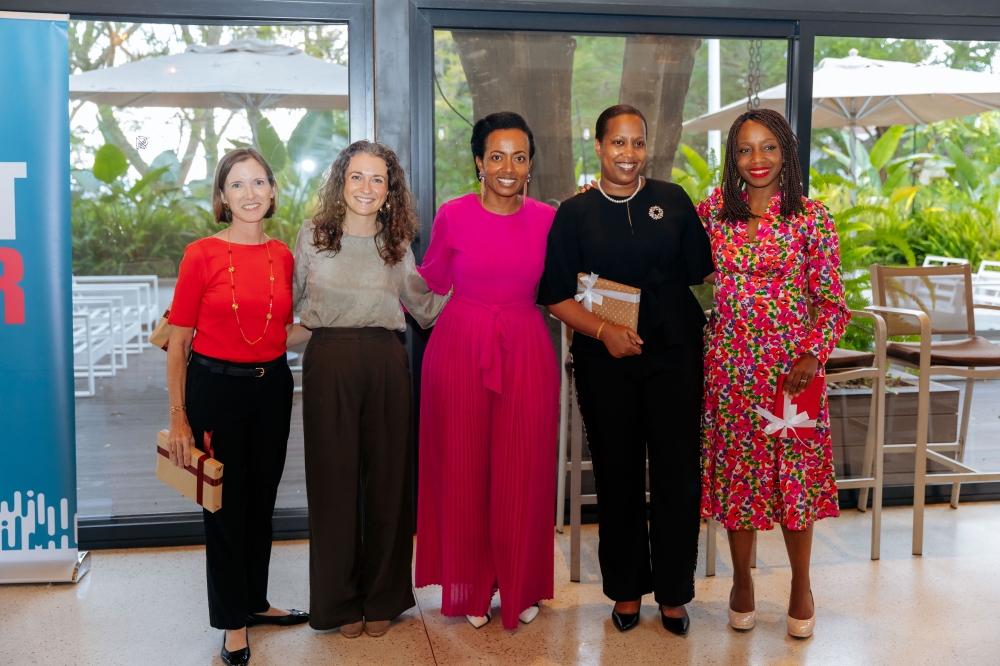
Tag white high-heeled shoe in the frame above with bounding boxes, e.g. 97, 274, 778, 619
728, 608, 755, 631
466, 613, 491, 629
519, 604, 539, 624
786, 592, 815, 638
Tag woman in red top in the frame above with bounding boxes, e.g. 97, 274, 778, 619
166, 148, 311, 666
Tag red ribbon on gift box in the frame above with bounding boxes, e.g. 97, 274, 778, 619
156, 447, 222, 507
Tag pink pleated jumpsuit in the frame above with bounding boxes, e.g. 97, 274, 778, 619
415, 193, 559, 629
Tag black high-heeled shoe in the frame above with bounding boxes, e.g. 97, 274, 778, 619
659, 605, 690, 636
221, 629, 251, 666
611, 607, 640, 632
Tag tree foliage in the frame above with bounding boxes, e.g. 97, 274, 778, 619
70, 22, 349, 276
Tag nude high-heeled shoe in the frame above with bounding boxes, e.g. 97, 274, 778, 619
786, 591, 815, 638
728, 607, 756, 631
728, 582, 755, 631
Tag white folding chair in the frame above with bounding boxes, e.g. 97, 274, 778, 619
974, 260, 1000, 282
921, 255, 970, 268
74, 275, 159, 337
71, 284, 144, 353
72, 296, 127, 372
72, 307, 116, 398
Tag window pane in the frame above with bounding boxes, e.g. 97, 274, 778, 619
809, 36, 1000, 476
434, 32, 787, 211
71, 22, 349, 519
432, 31, 788, 497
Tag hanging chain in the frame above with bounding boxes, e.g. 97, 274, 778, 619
747, 39, 763, 111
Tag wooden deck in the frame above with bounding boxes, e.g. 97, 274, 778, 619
75, 343, 307, 517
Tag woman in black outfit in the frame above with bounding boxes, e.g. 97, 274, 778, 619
538, 105, 714, 635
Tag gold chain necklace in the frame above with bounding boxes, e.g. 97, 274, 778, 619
227, 227, 274, 345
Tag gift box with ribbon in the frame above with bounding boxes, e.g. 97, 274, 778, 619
575, 272, 641, 332
155, 429, 224, 512
754, 374, 824, 441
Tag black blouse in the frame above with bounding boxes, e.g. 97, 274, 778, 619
537, 179, 714, 356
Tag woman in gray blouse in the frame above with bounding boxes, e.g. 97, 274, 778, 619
292, 140, 448, 638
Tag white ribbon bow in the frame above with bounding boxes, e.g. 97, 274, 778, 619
575, 273, 604, 310
754, 393, 816, 440
574, 272, 641, 311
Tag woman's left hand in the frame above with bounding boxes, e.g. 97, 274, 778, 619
784, 354, 819, 397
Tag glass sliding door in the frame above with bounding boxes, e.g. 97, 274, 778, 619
70, 21, 350, 523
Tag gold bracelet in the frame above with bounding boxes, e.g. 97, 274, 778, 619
169, 405, 186, 415
596, 321, 607, 340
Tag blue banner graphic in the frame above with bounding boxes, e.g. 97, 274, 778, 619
0, 14, 77, 583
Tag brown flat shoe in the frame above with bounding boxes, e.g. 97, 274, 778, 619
340, 621, 364, 638
364, 620, 391, 637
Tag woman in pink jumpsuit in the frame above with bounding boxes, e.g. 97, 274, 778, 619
415, 112, 558, 630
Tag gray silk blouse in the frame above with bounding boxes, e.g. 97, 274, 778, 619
292, 219, 448, 331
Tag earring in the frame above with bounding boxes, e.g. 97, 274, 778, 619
527, 174, 532, 183
478, 172, 485, 182
383, 201, 391, 211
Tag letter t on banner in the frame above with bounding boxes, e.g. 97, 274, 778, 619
0, 162, 27, 240
0, 13, 87, 584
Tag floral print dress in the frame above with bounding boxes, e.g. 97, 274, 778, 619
698, 188, 849, 531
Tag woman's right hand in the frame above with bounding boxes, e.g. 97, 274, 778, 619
602, 323, 643, 358
168, 414, 195, 468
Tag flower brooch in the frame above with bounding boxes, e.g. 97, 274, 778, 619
648, 205, 664, 220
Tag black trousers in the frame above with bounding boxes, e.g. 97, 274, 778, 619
302, 328, 416, 630
185, 353, 294, 630
573, 344, 703, 607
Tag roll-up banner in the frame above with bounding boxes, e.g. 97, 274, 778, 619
0, 12, 86, 584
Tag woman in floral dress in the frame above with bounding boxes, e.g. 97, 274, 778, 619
699, 109, 849, 639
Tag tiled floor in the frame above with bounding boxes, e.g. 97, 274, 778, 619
3, 502, 1000, 665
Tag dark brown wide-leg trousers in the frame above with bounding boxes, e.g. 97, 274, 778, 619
302, 327, 416, 630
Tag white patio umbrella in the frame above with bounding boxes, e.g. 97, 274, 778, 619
683, 49, 1000, 132
70, 39, 349, 147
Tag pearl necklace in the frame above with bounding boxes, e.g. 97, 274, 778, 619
227, 227, 274, 346
597, 176, 644, 203
597, 176, 644, 235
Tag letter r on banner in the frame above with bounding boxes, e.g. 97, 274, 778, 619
0, 248, 25, 324
0, 162, 27, 240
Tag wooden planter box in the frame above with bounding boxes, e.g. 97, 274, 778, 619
828, 373, 960, 486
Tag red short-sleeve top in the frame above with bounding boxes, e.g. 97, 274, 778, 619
169, 237, 294, 363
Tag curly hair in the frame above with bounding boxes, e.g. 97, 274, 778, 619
311, 140, 418, 266
720, 108, 804, 222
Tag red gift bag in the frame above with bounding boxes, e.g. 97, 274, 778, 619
754, 373, 825, 440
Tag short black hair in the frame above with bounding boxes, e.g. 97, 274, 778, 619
595, 104, 647, 142
470, 111, 536, 175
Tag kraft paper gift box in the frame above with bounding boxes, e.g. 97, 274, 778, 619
575, 272, 642, 332
754, 374, 825, 441
155, 429, 223, 512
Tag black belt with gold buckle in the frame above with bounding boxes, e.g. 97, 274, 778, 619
191, 353, 285, 378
